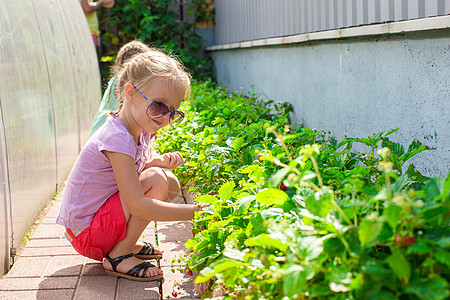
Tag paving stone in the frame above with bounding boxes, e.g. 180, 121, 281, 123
73, 275, 117, 300
116, 278, 160, 300
157, 221, 193, 243
26, 238, 70, 248
161, 266, 200, 299
0, 289, 74, 300
31, 223, 65, 239
172, 195, 187, 204
44, 256, 85, 277
181, 189, 195, 204
6, 257, 51, 278
40, 216, 57, 224
45, 201, 62, 218
0, 189, 204, 299
158, 241, 190, 267
20, 245, 78, 257
0, 276, 78, 290
82, 262, 105, 276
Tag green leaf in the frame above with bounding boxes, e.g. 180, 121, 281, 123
323, 237, 345, 257
244, 233, 288, 252
195, 266, 215, 283
196, 194, 218, 203
407, 240, 432, 254
386, 248, 411, 283
237, 195, 255, 213
305, 188, 334, 218
260, 208, 284, 220
255, 188, 289, 206
268, 167, 290, 187
392, 175, 409, 193
434, 248, 450, 267
403, 275, 449, 300
329, 267, 352, 293
424, 177, 446, 201
437, 236, 450, 248
198, 150, 206, 161
358, 218, 384, 247
223, 248, 246, 261
249, 212, 265, 236
381, 138, 405, 157
401, 140, 430, 163
231, 136, 246, 151
384, 204, 402, 230
297, 235, 327, 261
283, 265, 308, 298
218, 181, 235, 200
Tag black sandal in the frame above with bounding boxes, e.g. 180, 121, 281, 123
135, 242, 163, 260
104, 253, 163, 281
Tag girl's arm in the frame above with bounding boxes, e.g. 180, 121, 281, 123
104, 150, 199, 221
145, 152, 184, 170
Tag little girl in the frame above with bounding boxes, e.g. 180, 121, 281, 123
90, 40, 150, 136
56, 49, 201, 281
91, 40, 182, 203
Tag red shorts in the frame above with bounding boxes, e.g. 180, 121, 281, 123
66, 192, 127, 261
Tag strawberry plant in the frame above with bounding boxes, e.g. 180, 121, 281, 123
154, 81, 449, 299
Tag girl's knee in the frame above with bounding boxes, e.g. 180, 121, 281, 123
140, 167, 169, 197
165, 170, 181, 201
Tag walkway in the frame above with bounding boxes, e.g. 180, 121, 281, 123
0, 189, 201, 300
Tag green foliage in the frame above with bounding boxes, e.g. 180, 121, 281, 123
97, 0, 214, 87
155, 81, 450, 299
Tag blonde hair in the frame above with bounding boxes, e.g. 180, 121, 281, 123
115, 40, 151, 68
115, 49, 191, 111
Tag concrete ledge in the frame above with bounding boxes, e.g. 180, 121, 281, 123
206, 15, 450, 51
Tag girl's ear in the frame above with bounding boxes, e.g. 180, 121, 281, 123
124, 83, 135, 102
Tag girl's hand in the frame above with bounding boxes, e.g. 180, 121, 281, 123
147, 152, 184, 170
100, 0, 115, 8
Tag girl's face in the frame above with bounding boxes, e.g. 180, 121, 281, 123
129, 78, 183, 135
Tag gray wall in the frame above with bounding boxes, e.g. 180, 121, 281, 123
214, 0, 450, 44
211, 28, 450, 177
0, 0, 100, 274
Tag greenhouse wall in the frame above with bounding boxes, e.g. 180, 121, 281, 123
0, 0, 100, 275
207, 3, 450, 178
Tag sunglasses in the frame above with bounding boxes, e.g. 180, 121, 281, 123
132, 83, 184, 124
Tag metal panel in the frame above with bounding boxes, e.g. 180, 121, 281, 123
409, 0, 420, 19
394, 0, 403, 20
214, 0, 450, 44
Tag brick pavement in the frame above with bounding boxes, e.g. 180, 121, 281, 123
0, 189, 201, 300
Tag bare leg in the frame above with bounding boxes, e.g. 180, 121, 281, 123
164, 170, 181, 202
103, 167, 168, 278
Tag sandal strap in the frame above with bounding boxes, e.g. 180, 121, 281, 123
105, 253, 134, 273
137, 242, 155, 256
127, 261, 156, 278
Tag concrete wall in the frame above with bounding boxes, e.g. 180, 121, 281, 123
210, 28, 449, 177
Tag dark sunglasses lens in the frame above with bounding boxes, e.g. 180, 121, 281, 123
146, 101, 170, 117
169, 111, 184, 124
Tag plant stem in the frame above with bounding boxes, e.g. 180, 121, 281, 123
352, 183, 358, 226
332, 200, 353, 225
305, 152, 323, 187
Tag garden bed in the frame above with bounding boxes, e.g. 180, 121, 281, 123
155, 80, 449, 300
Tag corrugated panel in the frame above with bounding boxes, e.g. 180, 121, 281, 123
0, 0, 100, 275
214, 0, 450, 45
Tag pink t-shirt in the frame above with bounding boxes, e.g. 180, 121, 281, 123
56, 115, 150, 229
